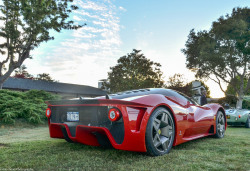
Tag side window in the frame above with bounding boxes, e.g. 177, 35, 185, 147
166, 91, 188, 106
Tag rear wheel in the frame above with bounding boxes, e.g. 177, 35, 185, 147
214, 111, 226, 138
145, 107, 175, 156
245, 114, 250, 128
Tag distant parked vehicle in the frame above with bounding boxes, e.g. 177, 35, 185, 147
225, 105, 250, 128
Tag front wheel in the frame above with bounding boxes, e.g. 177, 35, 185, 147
245, 114, 250, 128
145, 107, 175, 156
214, 111, 226, 138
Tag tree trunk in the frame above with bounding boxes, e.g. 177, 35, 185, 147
0, 80, 4, 89
0, 78, 4, 90
235, 75, 246, 109
236, 97, 243, 109
0, 67, 15, 90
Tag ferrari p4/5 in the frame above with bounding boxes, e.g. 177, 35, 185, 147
46, 88, 226, 156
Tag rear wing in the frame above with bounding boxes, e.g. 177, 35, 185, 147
46, 99, 152, 108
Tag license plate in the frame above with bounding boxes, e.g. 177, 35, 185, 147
226, 115, 230, 119
67, 112, 79, 121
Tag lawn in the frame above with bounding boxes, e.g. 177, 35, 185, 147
0, 125, 249, 171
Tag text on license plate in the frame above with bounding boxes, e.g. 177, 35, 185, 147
226, 115, 230, 119
67, 112, 79, 121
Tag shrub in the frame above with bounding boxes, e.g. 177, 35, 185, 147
0, 89, 60, 124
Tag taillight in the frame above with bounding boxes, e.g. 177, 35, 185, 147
108, 108, 121, 122
46, 108, 51, 118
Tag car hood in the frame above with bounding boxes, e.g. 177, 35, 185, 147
225, 109, 237, 115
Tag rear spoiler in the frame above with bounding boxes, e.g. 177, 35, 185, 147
45, 99, 152, 108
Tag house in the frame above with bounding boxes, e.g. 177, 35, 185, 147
3, 77, 107, 99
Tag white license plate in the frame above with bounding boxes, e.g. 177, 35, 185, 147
67, 112, 79, 121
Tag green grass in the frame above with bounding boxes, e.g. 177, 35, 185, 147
0, 126, 249, 171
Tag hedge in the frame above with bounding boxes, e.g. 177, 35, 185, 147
0, 89, 60, 124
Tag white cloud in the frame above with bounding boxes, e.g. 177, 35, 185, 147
27, 0, 124, 87
73, 15, 82, 21
119, 6, 126, 12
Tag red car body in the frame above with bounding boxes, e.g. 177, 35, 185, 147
46, 88, 226, 153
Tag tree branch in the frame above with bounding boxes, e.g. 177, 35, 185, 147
244, 76, 250, 94
208, 75, 226, 93
211, 69, 230, 84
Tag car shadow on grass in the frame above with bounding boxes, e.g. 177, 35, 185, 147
227, 125, 246, 128
49, 135, 218, 159
172, 135, 217, 150
51, 140, 150, 159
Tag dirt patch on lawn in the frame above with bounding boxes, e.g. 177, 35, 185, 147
0, 143, 9, 148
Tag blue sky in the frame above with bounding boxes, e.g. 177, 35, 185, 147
23, 0, 249, 98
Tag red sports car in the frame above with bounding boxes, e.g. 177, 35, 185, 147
45, 88, 226, 156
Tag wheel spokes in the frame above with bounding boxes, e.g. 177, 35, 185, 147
161, 125, 172, 137
153, 118, 161, 131
152, 111, 174, 152
217, 123, 221, 131
220, 125, 224, 132
217, 113, 225, 136
160, 112, 169, 128
161, 136, 169, 151
153, 134, 161, 147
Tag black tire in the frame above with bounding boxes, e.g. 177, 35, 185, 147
245, 114, 250, 128
61, 127, 74, 143
214, 111, 226, 138
145, 107, 175, 156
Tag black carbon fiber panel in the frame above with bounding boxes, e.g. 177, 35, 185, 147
50, 106, 124, 144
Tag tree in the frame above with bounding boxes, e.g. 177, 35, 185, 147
166, 73, 192, 96
13, 65, 55, 81
105, 49, 164, 93
182, 7, 250, 109
0, 0, 84, 89
35, 73, 55, 82
222, 76, 250, 109
166, 73, 211, 97
14, 64, 33, 79
225, 76, 250, 96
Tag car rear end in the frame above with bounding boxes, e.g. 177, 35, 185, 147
45, 98, 151, 152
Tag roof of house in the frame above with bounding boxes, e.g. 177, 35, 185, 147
3, 77, 106, 96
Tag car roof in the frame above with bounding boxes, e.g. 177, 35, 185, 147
109, 88, 175, 99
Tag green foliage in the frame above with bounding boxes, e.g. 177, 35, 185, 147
226, 76, 250, 96
218, 96, 250, 109
0, 89, 60, 124
105, 49, 164, 93
35, 73, 55, 82
182, 7, 250, 108
165, 74, 211, 97
0, 0, 83, 87
219, 76, 250, 109
242, 99, 250, 109
166, 74, 192, 96
14, 65, 56, 82
14, 65, 33, 79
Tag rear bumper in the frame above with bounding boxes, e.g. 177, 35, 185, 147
49, 122, 147, 152
47, 100, 153, 152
